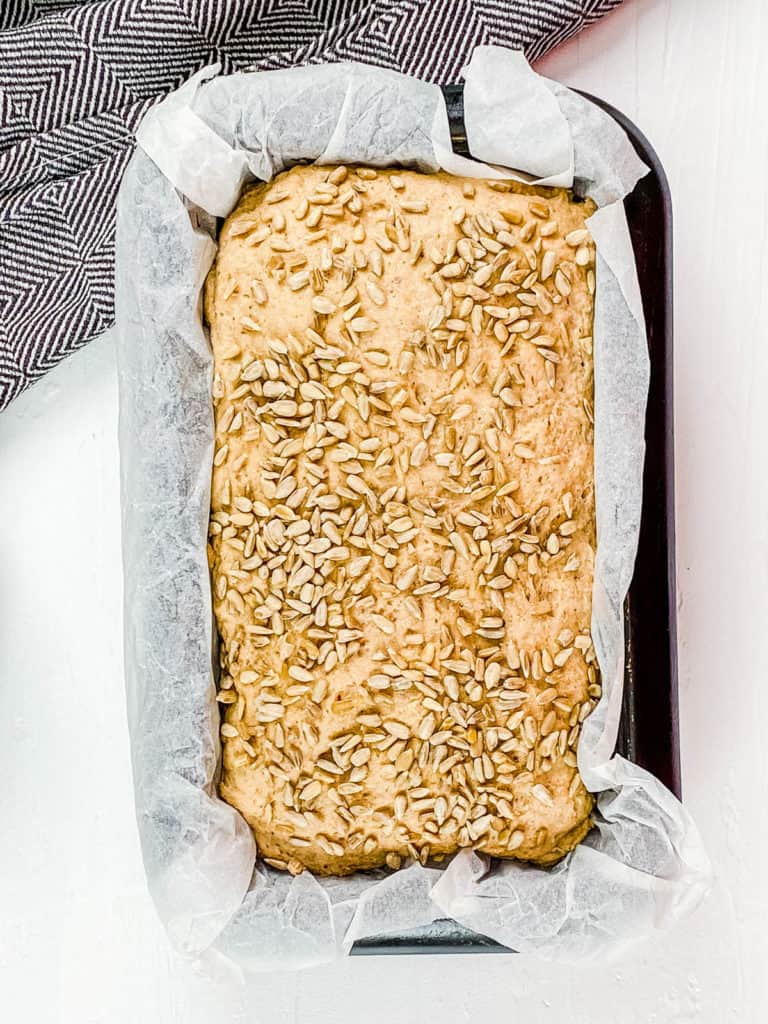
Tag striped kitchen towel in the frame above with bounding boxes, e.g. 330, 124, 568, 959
0, 0, 623, 410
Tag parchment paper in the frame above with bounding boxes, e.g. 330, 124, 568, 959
116, 46, 711, 968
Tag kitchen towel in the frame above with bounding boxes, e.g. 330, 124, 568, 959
0, 0, 624, 411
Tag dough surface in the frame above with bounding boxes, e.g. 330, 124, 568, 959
206, 165, 598, 875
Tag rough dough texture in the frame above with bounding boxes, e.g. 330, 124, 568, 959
206, 165, 599, 876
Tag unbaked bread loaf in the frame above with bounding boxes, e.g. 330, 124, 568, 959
205, 165, 599, 876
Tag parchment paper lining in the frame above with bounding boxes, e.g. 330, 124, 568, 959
116, 47, 710, 968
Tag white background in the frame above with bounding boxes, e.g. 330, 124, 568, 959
1, 0, 765, 1019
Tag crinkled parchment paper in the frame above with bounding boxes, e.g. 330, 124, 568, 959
116, 46, 711, 968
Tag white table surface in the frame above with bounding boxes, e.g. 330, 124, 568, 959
1, 0, 765, 1019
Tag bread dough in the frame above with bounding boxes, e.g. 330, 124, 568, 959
206, 165, 598, 875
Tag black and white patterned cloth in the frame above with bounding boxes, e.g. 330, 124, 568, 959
0, 0, 623, 410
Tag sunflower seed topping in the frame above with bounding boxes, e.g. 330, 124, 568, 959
210, 166, 597, 875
